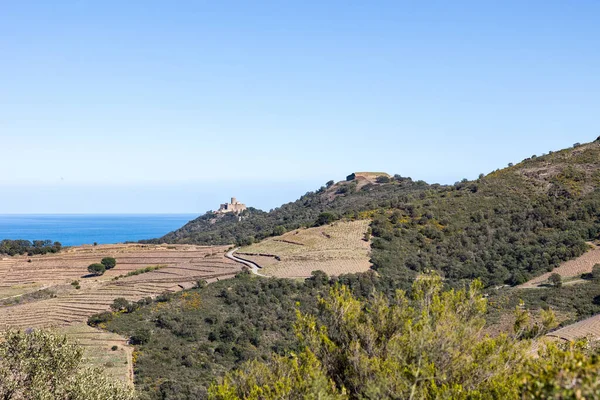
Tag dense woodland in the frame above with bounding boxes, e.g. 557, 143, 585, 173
0, 239, 62, 256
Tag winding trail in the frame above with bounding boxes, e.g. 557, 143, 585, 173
226, 248, 269, 277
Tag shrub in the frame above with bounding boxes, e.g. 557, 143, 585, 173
0, 330, 134, 399
375, 175, 390, 183
88, 263, 106, 276
130, 328, 151, 345
314, 212, 338, 227
111, 298, 130, 312
88, 312, 113, 326
209, 275, 599, 400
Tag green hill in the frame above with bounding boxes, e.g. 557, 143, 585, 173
151, 139, 600, 287
144, 174, 433, 246
370, 139, 600, 286
107, 138, 600, 399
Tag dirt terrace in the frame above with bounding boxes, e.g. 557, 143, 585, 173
0, 243, 240, 330
518, 242, 600, 289
239, 220, 372, 278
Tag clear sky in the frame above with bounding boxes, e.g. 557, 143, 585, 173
1, 1, 598, 213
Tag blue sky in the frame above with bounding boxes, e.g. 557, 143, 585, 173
1, 1, 599, 213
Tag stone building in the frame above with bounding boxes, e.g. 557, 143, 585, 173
216, 197, 247, 214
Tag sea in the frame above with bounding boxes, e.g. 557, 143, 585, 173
0, 214, 197, 246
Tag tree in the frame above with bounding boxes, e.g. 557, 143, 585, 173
326, 180, 335, 188
549, 272, 562, 288
101, 257, 117, 270
375, 175, 390, 183
314, 212, 337, 226
0, 330, 134, 399
88, 263, 106, 276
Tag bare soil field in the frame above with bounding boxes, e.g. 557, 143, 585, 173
53, 323, 133, 384
0, 243, 240, 383
239, 220, 372, 278
518, 242, 600, 288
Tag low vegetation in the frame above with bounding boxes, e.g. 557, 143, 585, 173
210, 275, 600, 399
102, 271, 386, 399
0, 239, 62, 256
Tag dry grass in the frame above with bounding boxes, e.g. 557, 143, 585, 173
54, 323, 132, 384
519, 242, 600, 288
239, 220, 372, 278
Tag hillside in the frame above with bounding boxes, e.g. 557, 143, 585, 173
153, 139, 600, 287
99, 138, 600, 399
369, 139, 600, 286
238, 219, 372, 278
145, 173, 432, 246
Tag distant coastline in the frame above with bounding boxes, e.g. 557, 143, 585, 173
0, 214, 196, 247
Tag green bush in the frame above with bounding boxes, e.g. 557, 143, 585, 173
88, 312, 113, 326
0, 330, 134, 399
209, 275, 592, 400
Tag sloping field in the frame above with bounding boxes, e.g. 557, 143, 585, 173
53, 323, 133, 384
239, 220, 371, 278
0, 243, 240, 330
519, 242, 600, 288
546, 314, 600, 342
0, 243, 241, 383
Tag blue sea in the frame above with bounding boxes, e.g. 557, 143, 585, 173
0, 214, 197, 246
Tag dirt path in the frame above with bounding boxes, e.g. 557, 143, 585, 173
226, 248, 269, 277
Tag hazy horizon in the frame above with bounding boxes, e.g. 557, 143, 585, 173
2, 1, 599, 213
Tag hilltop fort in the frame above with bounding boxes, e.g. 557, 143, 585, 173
216, 197, 247, 214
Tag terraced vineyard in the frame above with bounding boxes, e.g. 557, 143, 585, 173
519, 242, 600, 288
0, 243, 241, 383
0, 243, 240, 330
53, 323, 133, 383
238, 220, 371, 278
547, 314, 600, 342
